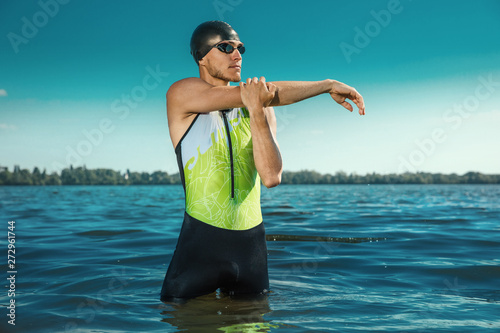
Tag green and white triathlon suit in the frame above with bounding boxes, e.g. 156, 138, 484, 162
175, 107, 263, 230
161, 107, 269, 300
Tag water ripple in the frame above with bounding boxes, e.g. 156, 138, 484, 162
1, 184, 499, 332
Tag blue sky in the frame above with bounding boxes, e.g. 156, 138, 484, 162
1, 0, 499, 175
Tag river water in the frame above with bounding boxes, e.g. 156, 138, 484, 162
0, 184, 499, 332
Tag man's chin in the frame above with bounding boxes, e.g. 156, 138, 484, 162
230, 74, 241, 83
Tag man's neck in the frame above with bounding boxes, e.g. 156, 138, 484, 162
199, 69, 230, 87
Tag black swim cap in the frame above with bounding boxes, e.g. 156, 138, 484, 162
190, 21, 241, 64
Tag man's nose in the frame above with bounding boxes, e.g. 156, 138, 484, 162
232, 49, 242, 60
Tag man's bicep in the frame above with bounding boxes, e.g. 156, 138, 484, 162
167, 78, 243, 114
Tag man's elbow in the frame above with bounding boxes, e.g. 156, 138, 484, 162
262, 173, 282, 188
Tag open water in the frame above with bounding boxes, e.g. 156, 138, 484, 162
0, 184, 499, 332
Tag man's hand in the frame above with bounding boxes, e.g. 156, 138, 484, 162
329, 80, 365, 115
240, 77, 277, 111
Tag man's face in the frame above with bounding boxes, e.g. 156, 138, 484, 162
200, 40, 243, 83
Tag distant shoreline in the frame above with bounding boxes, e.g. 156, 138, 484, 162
1, 165, 499, 185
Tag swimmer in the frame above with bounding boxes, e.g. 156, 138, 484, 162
160, 21, 365, 301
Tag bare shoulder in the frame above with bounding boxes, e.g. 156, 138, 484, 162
168, 77, 206, 90
166, 78, 207, 148
167, 77, 209, 102
167, 78, 205, 116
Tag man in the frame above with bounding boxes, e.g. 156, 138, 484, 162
160, 21, 364, 301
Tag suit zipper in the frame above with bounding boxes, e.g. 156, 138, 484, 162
221, 111, 235, 199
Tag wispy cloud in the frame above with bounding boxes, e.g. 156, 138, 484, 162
0, 89, 7, 97
0, 123, 18, 131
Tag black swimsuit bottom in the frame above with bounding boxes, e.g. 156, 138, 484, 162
160, 212, 269, 301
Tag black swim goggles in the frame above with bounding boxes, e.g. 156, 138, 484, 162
213, 42, 246, 55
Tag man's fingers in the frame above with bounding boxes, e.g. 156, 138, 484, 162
334, 87, 365, 115
267, 82, 277, 95
352, 94, 365, 115
357, 94, 366, 115
354, 98, 365, 115
341, 101, 353, 112
244, 77, 270, 87
351, 90, 364, 114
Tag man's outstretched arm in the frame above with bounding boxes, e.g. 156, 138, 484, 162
167, 78, 365, 116
269, 79, 365, 115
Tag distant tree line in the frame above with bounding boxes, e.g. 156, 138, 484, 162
0, 166, 181, 186
1, 165, 499, 186
280, 170, 500, 184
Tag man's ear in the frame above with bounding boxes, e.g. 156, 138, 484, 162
198, 57, 206, 67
